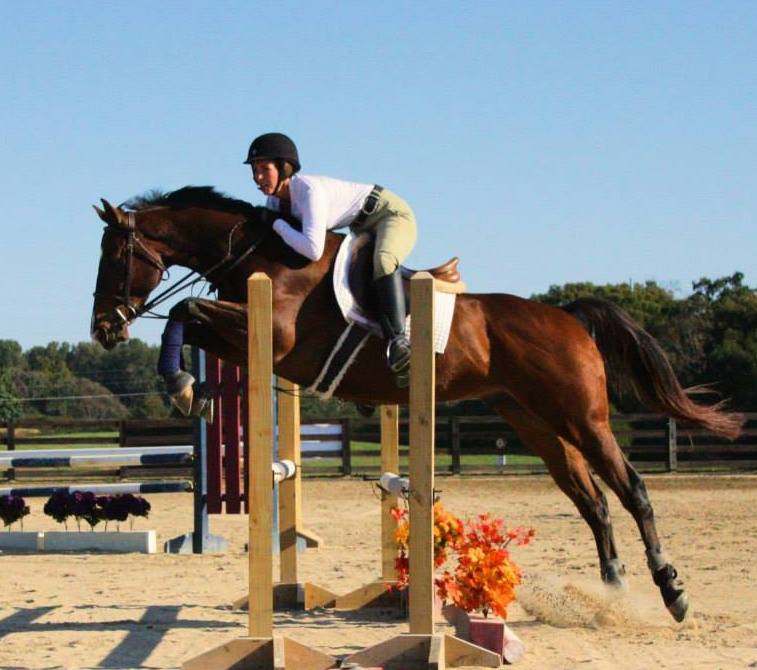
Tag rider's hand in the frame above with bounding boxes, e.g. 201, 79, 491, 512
256, 207, 279, 228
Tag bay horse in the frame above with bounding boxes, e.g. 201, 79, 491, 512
91, 186, 743, 623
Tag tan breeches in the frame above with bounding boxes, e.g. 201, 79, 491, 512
351, 189, 417, 278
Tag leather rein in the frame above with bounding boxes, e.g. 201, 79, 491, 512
95, 211, 267, 328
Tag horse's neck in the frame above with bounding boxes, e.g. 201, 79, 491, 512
152, 210, 339, 305
153, 210, 238, 273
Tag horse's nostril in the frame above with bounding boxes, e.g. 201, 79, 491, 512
92, 326, 113, 348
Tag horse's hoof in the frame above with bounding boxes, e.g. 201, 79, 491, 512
170, 388, 193, 416
165, 371, 195, 416
667, 591, 689, 622
653, 564, 688, 622
600, 559, 627, 589
165, 370, 195, 393
190, 383, 214, 423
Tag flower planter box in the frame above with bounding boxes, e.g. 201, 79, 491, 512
42, 530, 157, 553
465, 614, 525, 664
0, 531, 43, 551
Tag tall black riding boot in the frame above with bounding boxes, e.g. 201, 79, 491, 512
374, 270, 411, 387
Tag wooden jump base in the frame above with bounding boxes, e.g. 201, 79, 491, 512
185, 273, 499, 669
183, 272, 335, 670
234, 399, 403, 613
342, 273, 501, 670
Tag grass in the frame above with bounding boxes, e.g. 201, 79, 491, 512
305, 440, 544, 475
1, 431, 120, 451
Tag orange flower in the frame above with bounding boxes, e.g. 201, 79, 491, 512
390, 503, 534, 619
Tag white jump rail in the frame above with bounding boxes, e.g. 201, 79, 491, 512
0, 445, 194, 469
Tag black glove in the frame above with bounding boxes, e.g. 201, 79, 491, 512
255, 206, 279, 228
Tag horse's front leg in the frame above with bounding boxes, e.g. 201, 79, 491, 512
157, 298, 248, 417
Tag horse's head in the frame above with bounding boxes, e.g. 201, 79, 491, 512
91, 199, 167, 349
90, 185, 313, 349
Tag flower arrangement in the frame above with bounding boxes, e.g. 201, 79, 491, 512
43, 492, 151, 531
0, 495, 30, 530
392, 504, 535, 620
437, 514, 534, 619
392, 502, 463, 590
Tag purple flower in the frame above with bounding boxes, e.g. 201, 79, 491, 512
70, 491, 97, 517
128, 495, 151, 518
43, 492, 72, 524
0, 495, 30, 528
104, 496, 130, 522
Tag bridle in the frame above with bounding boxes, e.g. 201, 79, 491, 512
94, 210, 268, 331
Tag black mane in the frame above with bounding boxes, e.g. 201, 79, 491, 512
122, 186, 257, 217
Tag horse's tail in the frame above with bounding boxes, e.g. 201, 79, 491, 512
562, 297, 744, 440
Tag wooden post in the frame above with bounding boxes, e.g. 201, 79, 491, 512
381, 404, 400, 582
449, 416, 461, 475
7, 421, 16, 451
278, 378, 300, 586
408, 273, 436, 636
341, 418, 352, 476
321, 405, 404, 611
183, 272, 335, 670
343, 273, 501, 669
271, 379, 332, 610
666, 417, 678, 472
247, 273, 275, 638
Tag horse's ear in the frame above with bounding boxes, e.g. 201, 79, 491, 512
97, 199, 128, 227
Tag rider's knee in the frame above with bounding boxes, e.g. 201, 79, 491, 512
374, 251, 399, 279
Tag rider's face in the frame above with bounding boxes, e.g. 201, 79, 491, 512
251, 160, 280, 196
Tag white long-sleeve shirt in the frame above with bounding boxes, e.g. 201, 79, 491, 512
268, 174, 373, 261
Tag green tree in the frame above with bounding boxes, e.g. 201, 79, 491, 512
0, 340, 24, 370
0, 372, 21, 422
68, 340, 170, 418
531, 274, 756, 411
532, 280, 677, 331
688, 273, 757, 408
25, 342, 73, 378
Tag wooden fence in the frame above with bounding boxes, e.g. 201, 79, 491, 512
1, 412, 755, 480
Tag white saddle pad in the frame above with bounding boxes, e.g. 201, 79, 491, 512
332, 233, 456, 354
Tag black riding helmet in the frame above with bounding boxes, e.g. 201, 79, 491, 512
244, 132, 301, 173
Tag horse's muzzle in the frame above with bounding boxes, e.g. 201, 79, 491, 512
92, 322, 128, 350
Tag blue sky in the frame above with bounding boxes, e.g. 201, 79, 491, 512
1, 1, 754, 349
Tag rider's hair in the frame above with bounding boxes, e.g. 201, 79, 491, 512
277, 160, 296, 179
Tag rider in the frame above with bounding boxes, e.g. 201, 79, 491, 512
245, 132, 417, 386
158, 132, 416, 414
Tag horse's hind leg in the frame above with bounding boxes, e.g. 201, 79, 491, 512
494, 398, 626, 588
574, 420, 688, 621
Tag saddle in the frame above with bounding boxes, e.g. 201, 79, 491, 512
346, 233, 466, 318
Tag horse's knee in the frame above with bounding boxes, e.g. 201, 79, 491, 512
168, 299, 192, 321
169, 298, 206, 322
